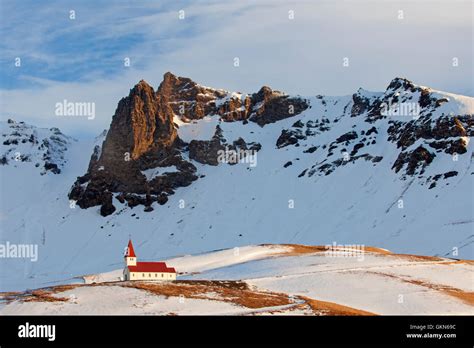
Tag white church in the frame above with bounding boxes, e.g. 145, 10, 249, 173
123, 240, 176, 281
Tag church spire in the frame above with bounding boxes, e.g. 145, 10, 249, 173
125, 239, 136, 258
124, 239, 137, 266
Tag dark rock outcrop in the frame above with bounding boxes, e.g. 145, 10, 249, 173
189, 126, 261, 165
189, 139, 225, 166
69, 79, 198, 215
276, 129, 306, 148
351, 93, 371, 117
248, 86, 309, 126
44, 162, 60, 174
336, 131, 358, 144
158, 72, 227, 121
155, 72, 309, 126
100, 193, 116, 217
392, 146, 435, 175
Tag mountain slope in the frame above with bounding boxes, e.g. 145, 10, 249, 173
0, 73, 473, 292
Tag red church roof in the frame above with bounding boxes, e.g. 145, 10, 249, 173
125, 240, 136, 258
125, 239, 176, 273
128, 262, 176, 273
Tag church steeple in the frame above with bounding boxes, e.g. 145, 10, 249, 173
124, 239, 137, 266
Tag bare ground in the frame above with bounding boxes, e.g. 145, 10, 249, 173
266, 243, 393, 257
0, 284, 80, 304
0, 279, 377, 315
121, 280, 292, 309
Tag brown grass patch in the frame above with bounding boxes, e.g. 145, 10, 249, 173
124, 280, 377, 315
271, 244, 393, 257
22, 290, 70, 303
402, 278, 474, 307
392, 254, 444, 262
257, 303, 307, 315
276, 244, 469, 262
0, 291, 22, 298
439, 260, 474, 266
367, 271, 474, 307
1, 284, 81, 304
443, 290, 474, 306
300, 296, 375, 316
278, 244, 328, 256
364, 246, 392, 255
122, 280, 292, 309
0, 291, 23, 304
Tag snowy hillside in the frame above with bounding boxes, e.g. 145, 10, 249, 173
1, 244, 472, 315
0, 119, 75, 175
0, 75, 473, 293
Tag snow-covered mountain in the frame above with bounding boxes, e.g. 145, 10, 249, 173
1, 119, 75, 175
0, 73, 473, 292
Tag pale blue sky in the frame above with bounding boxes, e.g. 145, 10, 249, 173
0, 0, 472, 137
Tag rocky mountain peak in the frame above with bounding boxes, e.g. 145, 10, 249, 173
386, 77, 416, 92
252, 85, 285, 103
69, 76, 200, 216
135, 79, 153, 89
254, 85, 274, 98
100, 78, 177, 166
158, 71, 226, 121
163, 71, 177, 81
158, 71, 185, 96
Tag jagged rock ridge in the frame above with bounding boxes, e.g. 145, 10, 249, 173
69, 72, 310, 215
68, 73, 473, 216
159, 71, 309, 125
69, 79, 198, 216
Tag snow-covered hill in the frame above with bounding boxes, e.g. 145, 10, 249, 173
0, 74, 473, 292
1, 244, 472, 315
1, 119, 75, 175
